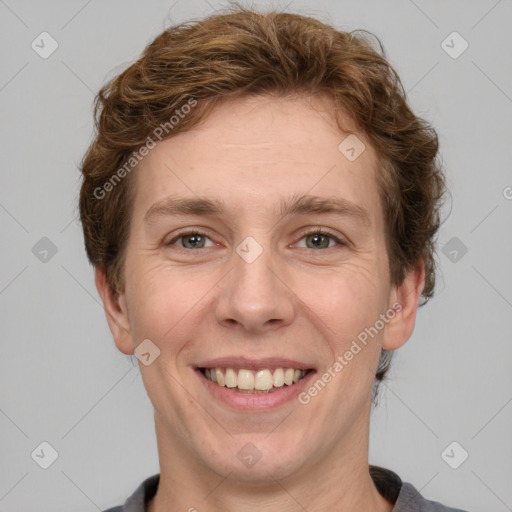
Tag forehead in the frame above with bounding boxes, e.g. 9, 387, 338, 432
130, 94, 383, 231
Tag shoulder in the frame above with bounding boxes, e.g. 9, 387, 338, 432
100, 474, 160, 512
395, 482, 470, 512
370, 466, 470, 511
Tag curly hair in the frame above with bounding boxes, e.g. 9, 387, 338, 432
78, 4, 446, 397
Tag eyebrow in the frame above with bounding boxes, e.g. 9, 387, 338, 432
143, 193, 370, 228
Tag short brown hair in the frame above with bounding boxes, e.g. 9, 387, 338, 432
79, 4, 446, 394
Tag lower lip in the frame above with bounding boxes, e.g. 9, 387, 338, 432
196, 369, 316, 411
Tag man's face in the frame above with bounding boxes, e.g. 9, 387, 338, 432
100, 94, 419, 482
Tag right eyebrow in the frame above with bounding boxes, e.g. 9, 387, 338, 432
143, 196, 226, 225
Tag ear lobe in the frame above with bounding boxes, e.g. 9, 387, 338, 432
95, 267, 134, 355
381, 259, 426, 351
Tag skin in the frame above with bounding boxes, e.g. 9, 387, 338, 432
96, 93, 424, 511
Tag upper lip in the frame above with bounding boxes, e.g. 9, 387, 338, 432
195, 357, 315, 371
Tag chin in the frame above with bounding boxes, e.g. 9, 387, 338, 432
196, 434, 311, 484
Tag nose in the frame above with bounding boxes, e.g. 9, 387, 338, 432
214, 239, 296, 334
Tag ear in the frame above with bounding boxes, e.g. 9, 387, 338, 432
382, 258, 426, 351
95, 267, 134, 355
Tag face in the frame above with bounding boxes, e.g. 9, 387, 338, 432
98, 93, 423, 483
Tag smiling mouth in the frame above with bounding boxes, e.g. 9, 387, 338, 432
199, 367, 313, 393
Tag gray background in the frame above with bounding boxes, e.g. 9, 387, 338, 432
1, 0, 511, 510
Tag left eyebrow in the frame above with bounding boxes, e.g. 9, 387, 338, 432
277, 193, 371, 228
143, 193, 371, 228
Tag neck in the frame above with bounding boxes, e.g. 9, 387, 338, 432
147, 415, 393, 512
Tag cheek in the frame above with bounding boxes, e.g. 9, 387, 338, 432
124, 257, 198, 342
296, 264, 390, 395
300, 260, 388, 336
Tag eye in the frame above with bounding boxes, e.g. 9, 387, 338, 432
166, 228, 346, 251
166, 230, 216, 249
296, 229, 345, 250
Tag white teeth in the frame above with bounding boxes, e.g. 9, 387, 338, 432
225, 368, 237, 388
203, 367, 308, 391
215, 368, 225, 386
237, 369, 255, 390
255, 369, 273, 390
273, 368, 285, 387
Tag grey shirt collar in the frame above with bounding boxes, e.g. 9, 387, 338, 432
105, 468, 469, 512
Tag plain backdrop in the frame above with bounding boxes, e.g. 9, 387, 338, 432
1, 0, 511, 510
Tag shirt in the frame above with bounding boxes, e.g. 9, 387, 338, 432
102, 466, 470, 512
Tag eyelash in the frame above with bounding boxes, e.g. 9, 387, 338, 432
166, 228, 346, 251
